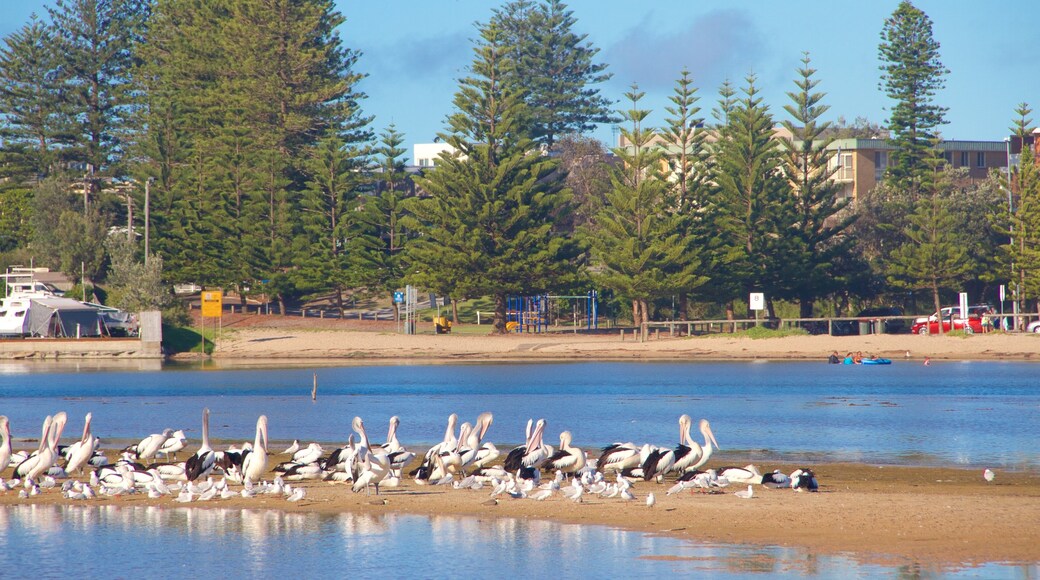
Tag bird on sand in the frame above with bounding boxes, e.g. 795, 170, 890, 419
646, 492, 655, 508
983, 468, 995, 483
735, 485, 754, 499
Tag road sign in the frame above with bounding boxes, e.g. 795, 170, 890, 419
393, 291, 404, 304
749, 293, 765, 311
201, 290, 223, 318
958, 292, 969, 320
999, 284, 1006, 302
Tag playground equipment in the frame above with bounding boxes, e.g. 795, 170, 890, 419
507, 291, 598, 333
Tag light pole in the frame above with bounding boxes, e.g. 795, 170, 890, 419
144, 177, 154, 265
1005, 137, 1019, 329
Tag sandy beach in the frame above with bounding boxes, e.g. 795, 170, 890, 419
208, 314, 1040, 363
3, 460, 1038, 566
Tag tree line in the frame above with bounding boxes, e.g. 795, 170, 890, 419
0, 0, 1037, 331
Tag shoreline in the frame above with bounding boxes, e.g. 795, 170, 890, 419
205, 319, 1040, 363
3, 462, 1039, 566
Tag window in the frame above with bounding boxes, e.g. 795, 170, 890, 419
960, 151, 969, 167
874, 151, 888, 181
977, 152, 986, 168
944, 151, 953, 165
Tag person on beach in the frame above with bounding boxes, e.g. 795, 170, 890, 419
828, 351, 841, 364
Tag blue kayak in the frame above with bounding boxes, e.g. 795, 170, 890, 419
861, 358, 892, 365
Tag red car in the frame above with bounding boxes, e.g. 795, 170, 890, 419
911, 306, 992, 335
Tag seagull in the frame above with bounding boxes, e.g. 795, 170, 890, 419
983, 469, 995, 483
735, 484, 754, 499
646, 492, 655, 508
283, 440, 300, 455
286, 487, 306, 502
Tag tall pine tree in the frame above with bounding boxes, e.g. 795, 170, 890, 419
780, 53, 856, 318
408, 24, 582, 333
878, 0, 948, 196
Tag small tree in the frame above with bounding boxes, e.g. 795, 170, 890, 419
104, 236, 175, 313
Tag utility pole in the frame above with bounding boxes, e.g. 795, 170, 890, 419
144, 177, 154, 265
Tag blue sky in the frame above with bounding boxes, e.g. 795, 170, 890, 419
5, 1, 1039, 162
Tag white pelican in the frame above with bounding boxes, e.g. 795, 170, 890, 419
137, 429, 174, 461
422, 413, 459, 462
520, 419, 549, 468
790, 468, 819, 492
240, 415, 269, 485
682, 419, 721, 472
543, 431, 585, 478
459, 412, 495, 472
381, 416, 405, 453
291, 443, 324, 465
22, 412, 68, 483
184, 408, 216, 482
503, 418, 533, 472
351, 417, 390, 483
597, 441, 641, 474
64, 412, 97, 475
156, 430, 187, 462
0, 416, 11, 475
718, 464, 762, 484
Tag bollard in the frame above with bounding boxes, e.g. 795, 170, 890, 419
620, 329, 625, 341
320, 310, 324, 319
655, 329, 659, 340
358, 312, 362, 321
301, 309, 305, 317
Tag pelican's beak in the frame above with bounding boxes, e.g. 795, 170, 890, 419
705, 422, 720, 451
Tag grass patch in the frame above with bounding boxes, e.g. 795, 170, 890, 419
707, 326, 810, 339
163, 324, 216, 354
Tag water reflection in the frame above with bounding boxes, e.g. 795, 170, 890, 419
0, 505, 1034, 578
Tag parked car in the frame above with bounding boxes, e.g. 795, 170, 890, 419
1027, 320, 1040, 333
832, 306, 906, 335
911, 305, 993, 335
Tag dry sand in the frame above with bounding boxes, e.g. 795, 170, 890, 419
208, 315, 1040, 363
3, 461, 1038, 567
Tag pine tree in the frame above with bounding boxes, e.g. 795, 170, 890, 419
780, 53, 857, 318
358, 124, 414, 319
491, 0, 615, 148
408, 24, 582, 333
878, 0, 949, 195
297, 135, 367, 316
660, 68, 710, 319
49, 0, 149, 184
0, 14, 68, 179
886, 148, 971, 331
587, 86, 703, 327
710, 74, 795, 319
1007, 106, 1040, 308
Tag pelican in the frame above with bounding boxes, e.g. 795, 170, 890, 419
381, 416, 405, 453
682, 419, 720, 472
184, 408, 216, 482
24, 412, 68, 484
240, 415, 269, 485
156, 430, 187, 462
790, 468, 819, 492
137, 429, 174, 461
351, 417, 389, 485
64, 412, 97, 475
543, 431, 585, 478
0, 416, 11, 475
458, 412, 495, 472
597, 441, 641, 474
291, 443, 324, 466
422, 413, 459, 461
520, 419, 549, 468
503, 418, 533, 472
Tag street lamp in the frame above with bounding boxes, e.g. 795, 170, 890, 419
1004, 137, 1019, 329
144, 177, 154, 265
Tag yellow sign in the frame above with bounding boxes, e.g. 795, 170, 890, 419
201, 290, 223, 317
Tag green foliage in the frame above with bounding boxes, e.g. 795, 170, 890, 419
588, 85, 704, 326
706, 325, 809, 339
708, 74, 795, 318
408, 23, 583, 333
885, 150, 972, 323
878, 0, 949, 194
1007, 116, 1040, 302
103, 236, 176, 312
490, 0, 615, 148
780, 53, 857, 316
162, 323, 214, 354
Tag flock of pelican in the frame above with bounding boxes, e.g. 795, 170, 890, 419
0, 410, 819, 505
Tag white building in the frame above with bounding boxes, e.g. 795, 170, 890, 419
413, 142, 458, 168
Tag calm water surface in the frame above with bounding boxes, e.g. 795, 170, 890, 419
0, 360, 1036, 468
0, 505, 1032, 578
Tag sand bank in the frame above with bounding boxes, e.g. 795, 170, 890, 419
3, 462, 1038, 566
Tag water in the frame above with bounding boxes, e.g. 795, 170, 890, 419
0, 360, 1037, 468
1, 360, 1038, 577
0, 504, 1031, 578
